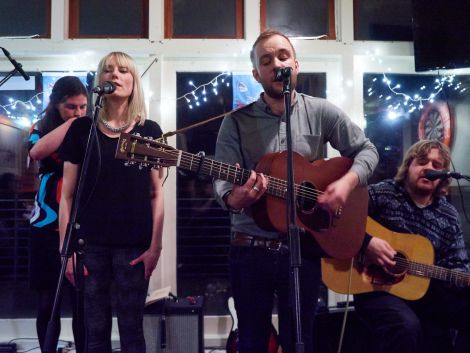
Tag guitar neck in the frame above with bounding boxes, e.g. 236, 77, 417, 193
406, 260, 470, 287
116, 133, 319, 204
177, 150, 288, 199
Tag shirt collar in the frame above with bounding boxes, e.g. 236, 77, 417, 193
254, 91, 299, 116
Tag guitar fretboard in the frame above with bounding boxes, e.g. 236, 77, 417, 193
177, 150, 322, 202
117, 133, 325, 204
397, 257, 470, 287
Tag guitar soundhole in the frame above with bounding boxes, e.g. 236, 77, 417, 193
296, 181, 316, 213
389, 252, 408, 276
366, 252, 407, 286
296, 181, 332, 231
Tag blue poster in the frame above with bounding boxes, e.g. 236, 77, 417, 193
232, 74, 263, 109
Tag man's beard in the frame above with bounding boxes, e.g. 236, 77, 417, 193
407, 178, 436, 197
262, 77, 297, 100
263, 85, 284, 99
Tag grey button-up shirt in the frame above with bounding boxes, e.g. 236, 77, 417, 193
213, 92, 379, 239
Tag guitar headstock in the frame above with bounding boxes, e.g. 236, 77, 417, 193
115, 132, 179, 169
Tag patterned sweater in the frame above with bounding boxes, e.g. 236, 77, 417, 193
364, 179, 470, 273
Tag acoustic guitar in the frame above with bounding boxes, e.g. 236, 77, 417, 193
226, 297, 279, 353
115, 133, 368, 259
322, 217, 470, 300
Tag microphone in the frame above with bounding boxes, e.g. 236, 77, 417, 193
423, 170, 462, 181
92, 81, 116, 94
1, 47, 30, 81
274, 67, 292, 81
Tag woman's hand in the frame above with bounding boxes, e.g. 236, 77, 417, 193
130, 247, 162, 280
65, 253, 89, 286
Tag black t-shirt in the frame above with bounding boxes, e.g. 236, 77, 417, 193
60, 117, 163, 247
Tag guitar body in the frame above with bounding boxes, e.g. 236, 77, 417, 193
115, 133, 368, 259
226, 326, 279, 353
226, 297, 279, 353
253, 151, 368, 259
322, 217, 435, 300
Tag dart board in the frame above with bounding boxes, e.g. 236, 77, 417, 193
418, 101, 453, 147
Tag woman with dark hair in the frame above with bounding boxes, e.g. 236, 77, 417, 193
28, 75, 88, 353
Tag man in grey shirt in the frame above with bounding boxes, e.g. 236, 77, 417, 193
213, 30, 378, 353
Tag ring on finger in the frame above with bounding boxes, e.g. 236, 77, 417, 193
252, 186, 260, 192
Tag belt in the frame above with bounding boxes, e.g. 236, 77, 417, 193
231, 232, 288, 251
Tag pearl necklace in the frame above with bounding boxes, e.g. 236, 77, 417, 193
99, 117, 130, 133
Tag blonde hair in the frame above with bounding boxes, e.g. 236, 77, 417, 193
395, 140, 452, 196
95, 52, 147, 125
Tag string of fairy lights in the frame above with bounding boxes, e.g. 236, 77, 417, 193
367, 73, 466, 116
0, 73, 92, 127
0, 92, 43, 127
0, 70, 232, 127
176, 72, 232, 110
363, 51, 469, 121
2, 57, 469, 127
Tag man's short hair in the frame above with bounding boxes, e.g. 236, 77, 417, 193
250, 30, 297, 68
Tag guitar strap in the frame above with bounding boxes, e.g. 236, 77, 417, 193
231, 114, 248, 168
300, 94, 314, 136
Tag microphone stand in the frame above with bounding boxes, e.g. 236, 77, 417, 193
0, 68, 21, 87
282, 72, 304, 353
453, 174, 470, 182
43, 92, 105, 353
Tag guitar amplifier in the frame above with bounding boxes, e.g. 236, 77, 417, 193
143, 296, 204, 353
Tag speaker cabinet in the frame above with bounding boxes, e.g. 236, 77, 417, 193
143, 296, 204, 353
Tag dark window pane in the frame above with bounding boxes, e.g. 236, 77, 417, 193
71, 0, 148, 38
412, 1, 470, 71
265, 0, 332, 38
354, 0, 412, 41
0, 0, 50, 37
170, 0, 241, 38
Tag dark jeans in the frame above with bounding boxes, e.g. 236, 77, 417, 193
82, 245, 149, 353
229, 244, 321, 353
30, 227, 85, 353
354, 281, 470, 353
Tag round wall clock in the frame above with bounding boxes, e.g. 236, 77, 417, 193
418, 101, 453, 147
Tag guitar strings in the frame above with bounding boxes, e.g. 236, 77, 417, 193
173, 148, 324, 200
194, 155, 324, 200
391, 256, 470, 285
128, 136, 328, 204
133, 136, 325, 199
